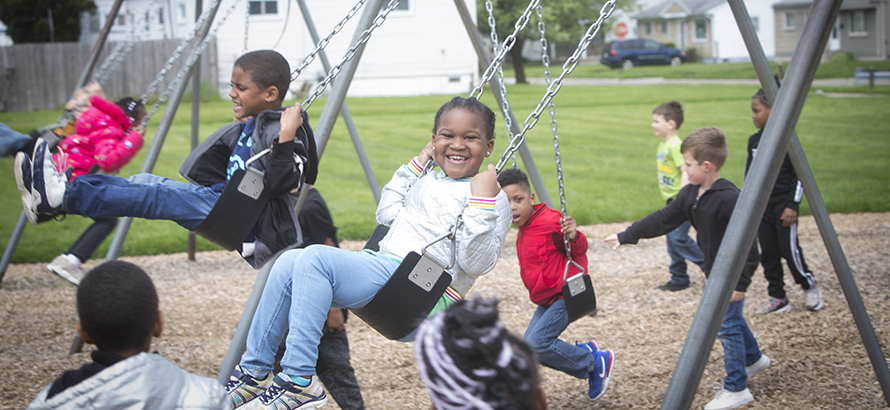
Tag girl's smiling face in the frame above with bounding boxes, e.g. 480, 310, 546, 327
432, 108, 494, 180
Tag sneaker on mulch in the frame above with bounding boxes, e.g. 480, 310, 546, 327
705, 387, 754, 410
745, 354, 771, 378
250, 374, 327, 409
587, 350, 614, 401
657, 280, 690, 292
755, 297, 791, 315
226, 366, 274, 409
47, 255, 84, 286
805, 286, 824, 311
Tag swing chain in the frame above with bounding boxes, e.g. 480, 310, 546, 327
470, 0, 542, 100
139, 0, 243, 129
301, 0, 402, 111
535, 5, 570, 258
291, 0, 369, 81
141, 0, 222, 102
421, 214, 463, 271
495, 0, 618, 173
483, 0, 515, 149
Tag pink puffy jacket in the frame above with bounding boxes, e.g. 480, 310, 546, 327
54, 95, 144, 178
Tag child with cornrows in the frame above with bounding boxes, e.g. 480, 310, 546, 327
748, 88, 823, 315
225, 96, 512, 410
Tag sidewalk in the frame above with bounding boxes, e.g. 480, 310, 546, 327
507, 77, 856, 87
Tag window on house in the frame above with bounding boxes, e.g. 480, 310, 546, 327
89, 11, 101, 33
694, 18, 706, 40
249, 1, 278, 15
117, 14, 126, 26
179, 3, 187, 20
158, 8, 164, 25
752, 16, 759, 31
785, 13, 795, 29
144, 11, 150, 31
381, 0, 409, 12
851, 10, 866, 34
645, 22, 652, 35
661, 20, 668, 34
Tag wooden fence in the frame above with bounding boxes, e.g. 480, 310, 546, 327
0, 38, 218, 113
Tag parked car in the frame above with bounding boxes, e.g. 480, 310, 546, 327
600, 39, 686, 69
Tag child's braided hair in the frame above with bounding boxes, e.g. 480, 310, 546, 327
415, 297, 543, 410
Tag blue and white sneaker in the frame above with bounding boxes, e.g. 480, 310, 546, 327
250, 374, 327, 409
31, 138, 67, 217
588, 350, 614, 401
225, 366, 274, 409
14, 152, 39, 224
576, 340, 600, 355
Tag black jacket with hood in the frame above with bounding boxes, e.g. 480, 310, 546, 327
616, 178, 759, 292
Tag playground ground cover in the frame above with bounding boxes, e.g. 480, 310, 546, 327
2, 212, 889, 409
1, 83, 888, 263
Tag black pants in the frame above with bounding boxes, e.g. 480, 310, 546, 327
67, 217, 118, 262
758, 201, 815, 300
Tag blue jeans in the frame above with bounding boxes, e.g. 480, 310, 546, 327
524, 298, 595, 379
62, 173, 219, 231
0, 122, 32, 158
241, 246, 400, 377
717, 298, 763, 392
665, 220, 705, 284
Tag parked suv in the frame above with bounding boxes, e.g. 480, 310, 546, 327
600, 39, 686, 69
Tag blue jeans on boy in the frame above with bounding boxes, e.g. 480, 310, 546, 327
718, 298, 763, 392
62, 173, 220, 230
0, 122, 32, 158
241, 245, 400, 377
524, 298, 595, 379
666, 220, 705, 285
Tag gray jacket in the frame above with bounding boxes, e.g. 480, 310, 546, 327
26, 352, 227, 410
179, 107, 318, 268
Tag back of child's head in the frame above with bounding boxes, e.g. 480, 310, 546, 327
234, 50, 291, 103
415, 297, 543, 410
681, 127, 728, 170
77, 260, 158, 353
115, 97, 147, 128
433, 96, 497, 141
653, 100, 684, 129
498, 168, 530, 192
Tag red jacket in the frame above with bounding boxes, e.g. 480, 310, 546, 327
54, 95, 143, 178
516, 203, 589, 306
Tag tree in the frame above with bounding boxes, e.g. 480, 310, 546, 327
478, 0, 637, 84
0, 0, 96, 43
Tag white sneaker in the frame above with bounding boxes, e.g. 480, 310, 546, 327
47, 255, 84, 286
745, 354, 770, 378
704, 388, 754, 410
805, 286, 824, 311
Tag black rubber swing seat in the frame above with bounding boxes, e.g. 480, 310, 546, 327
192, 168, 271, 251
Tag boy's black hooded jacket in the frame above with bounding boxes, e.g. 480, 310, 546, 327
616, 178, 759, 292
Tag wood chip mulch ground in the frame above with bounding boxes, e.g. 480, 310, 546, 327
2, 212, 889, 409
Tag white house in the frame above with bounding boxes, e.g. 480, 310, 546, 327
633, 0, 781, 62
80, 0, 479, 99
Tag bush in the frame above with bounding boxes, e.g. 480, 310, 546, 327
684, 47, 700, 63
663, 42, 676, 49
830, 51, 856, 62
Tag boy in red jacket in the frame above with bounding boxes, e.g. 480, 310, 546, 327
498, 169, 614, 402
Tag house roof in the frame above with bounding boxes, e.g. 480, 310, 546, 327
634, 0, 726, 19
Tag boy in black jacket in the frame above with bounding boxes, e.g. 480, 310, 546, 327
605, 127, 770, 410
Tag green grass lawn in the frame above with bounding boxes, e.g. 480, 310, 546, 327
2, 84, 888, 263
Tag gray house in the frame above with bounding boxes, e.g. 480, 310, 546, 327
774, 0, 889, 61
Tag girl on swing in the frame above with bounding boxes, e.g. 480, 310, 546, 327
226, 96, 512, 410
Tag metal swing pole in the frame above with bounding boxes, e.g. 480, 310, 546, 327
293, 0, 388, 216
188, 0, 205, 262
218, 0, 387, 383
296, 0, 381, 203
0, 0, 125, 283
453, 0, 553, 207
728, 0, 890, 404
660, 0, 842, 408
105, 0, 226, 261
